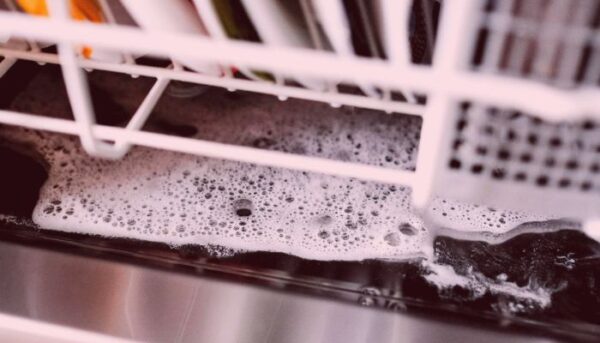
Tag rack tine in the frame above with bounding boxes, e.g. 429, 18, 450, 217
0, 57, 16, 77
111, 77, 170, 158
531, 0, 571, 81
299, 0, 338, 96
381, 0, 417, 103
47, 0, 121, 158
97, 0, 134, 64
382, 0, 412, 66
480, 0, 513, 72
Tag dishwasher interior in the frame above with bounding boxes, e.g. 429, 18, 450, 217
1, 0, 600, 342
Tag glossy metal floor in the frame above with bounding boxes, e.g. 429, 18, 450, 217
0, 234, 557, 343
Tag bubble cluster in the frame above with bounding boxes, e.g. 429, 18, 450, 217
427, 197, 554, 237
0, 127, 428, 261
1, 88, 560, 261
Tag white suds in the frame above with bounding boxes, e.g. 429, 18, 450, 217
1, 122, 557, 263
422, 261, 553, 308
1, 88, 566, 306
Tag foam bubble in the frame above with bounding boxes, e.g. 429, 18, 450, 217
426, 197, 557, 238
0, 88, 563, 262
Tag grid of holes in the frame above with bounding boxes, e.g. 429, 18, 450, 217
448, 102, 600, 193
471, 0, 600, 87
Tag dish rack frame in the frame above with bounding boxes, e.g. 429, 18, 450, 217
0, 0, 599, 229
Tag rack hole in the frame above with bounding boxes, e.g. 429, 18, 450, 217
514, 172, 527, 181
449, 159, 462, 169
491, 168, 506, 179
558, 178, 572, 188
471, 164, 484, 174
535, 175, 549, 187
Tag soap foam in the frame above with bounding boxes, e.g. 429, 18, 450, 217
1, 87, 569, 306
422, 261, 552, 309
33, 137, 427, 261
0, 122, 559, 262
1, 93, 564, 257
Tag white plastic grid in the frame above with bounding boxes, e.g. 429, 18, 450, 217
473, 0, 600, 86
448, 103, 600, 191
0, 0, 598, 227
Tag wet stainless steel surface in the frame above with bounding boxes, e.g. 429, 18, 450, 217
0, 237, 557, 343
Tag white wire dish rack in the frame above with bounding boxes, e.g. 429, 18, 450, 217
0, 0, 599, 232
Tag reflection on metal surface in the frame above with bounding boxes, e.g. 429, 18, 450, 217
0, 313, 134, 343
0, 238, 555, 343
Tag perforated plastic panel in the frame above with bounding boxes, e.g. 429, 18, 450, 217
449, 103, 600, 192
428, 101, 600, 219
